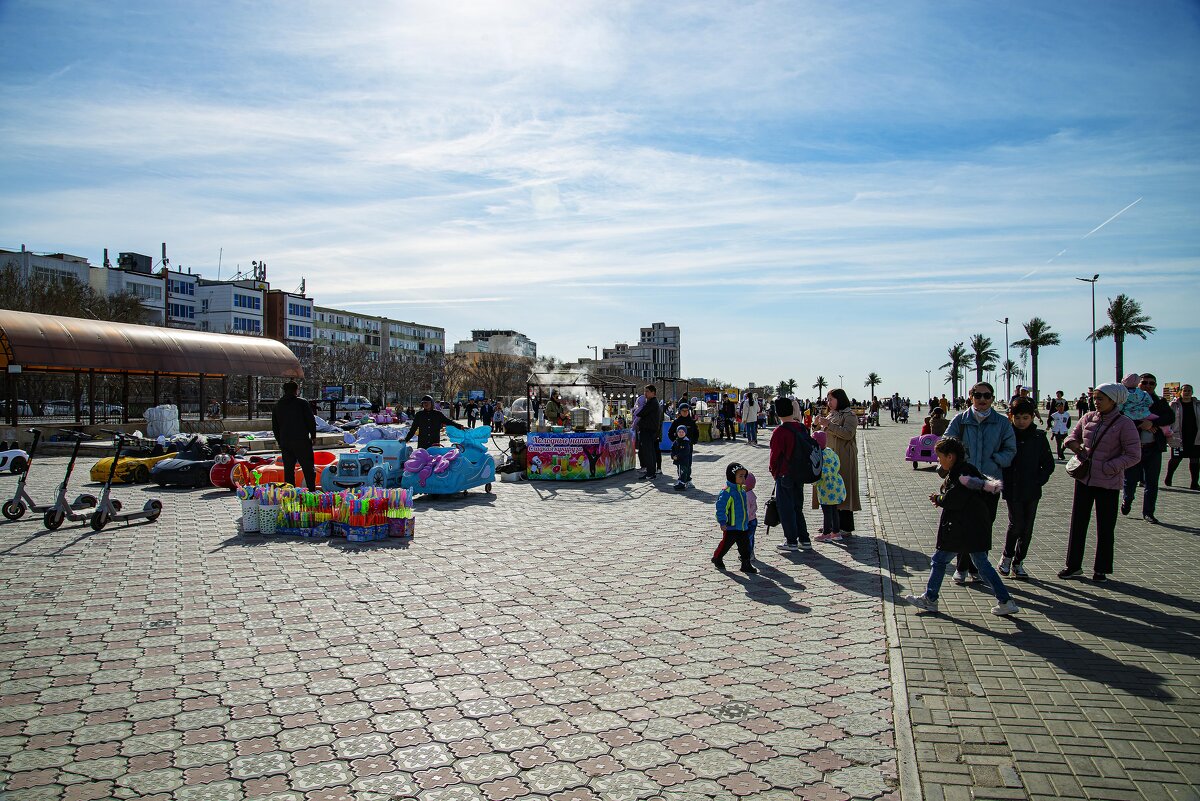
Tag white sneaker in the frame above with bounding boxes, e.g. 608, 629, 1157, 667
1013, 563, 1029, 579
904, 593, 938, 612
997, 557, 1012, 576
952, 570, 968, 585
992, 599, 1020, 616
777, 542, 799, 551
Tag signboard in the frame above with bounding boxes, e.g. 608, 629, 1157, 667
468, 390, 485, 400
321, 385, 344, 402
526, 430, 635, 481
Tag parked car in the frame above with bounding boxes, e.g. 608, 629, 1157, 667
0, 400, 33, 417
336, 395, 373, 413
42, 400, 77, 416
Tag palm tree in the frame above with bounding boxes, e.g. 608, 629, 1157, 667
785, 378, 798, 397
1090, 293, 1156, 381
969, 334, 999, 385
864, 372, 882, 399
1012, 317, 1060, 405
940, 343, 972, 402
776, 381, 790, 398
1000, 358, 1024, 396
812, 376, 828, 397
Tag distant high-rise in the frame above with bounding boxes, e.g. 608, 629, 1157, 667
601, 322, 680, 381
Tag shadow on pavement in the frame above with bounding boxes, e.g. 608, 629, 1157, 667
1026, 579, 1200, 653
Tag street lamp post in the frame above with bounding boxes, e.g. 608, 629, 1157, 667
996, 317, 1010, 401
586, 345, 599, 361
925, 369, 931, 401
1075, 274, 1100, 389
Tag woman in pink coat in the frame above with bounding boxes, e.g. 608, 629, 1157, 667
1058, 383, 1142, 582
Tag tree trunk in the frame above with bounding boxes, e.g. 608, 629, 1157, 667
1114, 335, 1124, 382
1030, 346, 1039, 406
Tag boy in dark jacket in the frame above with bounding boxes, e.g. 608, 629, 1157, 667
671, 426, 694, 491
904, 437, 1019, 616
999, 400, 1055, 578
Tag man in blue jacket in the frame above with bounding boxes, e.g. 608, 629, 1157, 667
943, 381, 1016, 584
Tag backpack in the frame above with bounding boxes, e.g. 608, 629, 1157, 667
787, 423, 822, 484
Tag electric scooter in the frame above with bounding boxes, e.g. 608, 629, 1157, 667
2, 428, 96, 521
90, 430, 163, 531
42, 430, 102, 530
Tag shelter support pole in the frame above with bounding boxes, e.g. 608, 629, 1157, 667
199, 373, 206, 422
221, 376, 228, 421
121, 373, 130, 424
247, 375, 254, 421
73, 372, 81, 423
152, 372, 160, 407
174, 376, 182, 413
2, 370, 11, 427
88, 370, 96, 426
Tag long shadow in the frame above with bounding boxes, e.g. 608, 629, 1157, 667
948, 614, 1171, 700
1076, 578, 1200, 616
721, 566, 811, 614
1025, 580, 1200, 651
788, 546, 910, 602
1152, 520, 1200, 535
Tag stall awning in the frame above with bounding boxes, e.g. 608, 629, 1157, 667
0, 309, 303, 378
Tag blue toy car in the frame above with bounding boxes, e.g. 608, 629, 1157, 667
401, 426, 495, 497
321, 440, 411, 491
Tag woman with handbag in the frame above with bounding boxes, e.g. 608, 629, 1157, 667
1058, 383, 1142, 582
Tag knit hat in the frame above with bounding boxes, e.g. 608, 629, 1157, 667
744, 471, 756, 491
1121, 373, 1141, 389
725, 462, 746, 483
676, 426, 688, 436
1096, 382, 1128, 407
677, 402, 690, 411
813, 430, 827, 449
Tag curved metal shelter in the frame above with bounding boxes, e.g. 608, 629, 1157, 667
0, 309, 303, 425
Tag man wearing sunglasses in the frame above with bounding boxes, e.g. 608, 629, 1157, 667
1121, 373, 1175, 524
942, 382, 1017, 584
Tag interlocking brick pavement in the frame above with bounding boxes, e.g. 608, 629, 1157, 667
864, 417, 1200, 801
0, 437, 900, 800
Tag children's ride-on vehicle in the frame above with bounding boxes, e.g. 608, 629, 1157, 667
906, 433, 940, 469
3, 428, 96, 522
321, 440, 410, 491
255, 450, 337, 487
0, 442, 29, 474
401, 425, 495, 497
209, 448, 273, 491
149, 436, 224, 488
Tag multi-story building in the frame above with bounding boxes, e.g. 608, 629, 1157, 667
196, 278, 265, 336
0, 247, 92, 284
600, 322, 680, 381
164, 269, 201, 329
265, 290, 314, 359
313, 306, 445, 362
89, 253, 166, 324
453, 329, 537, 358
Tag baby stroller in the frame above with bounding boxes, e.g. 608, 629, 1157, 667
897, 405, 909, 423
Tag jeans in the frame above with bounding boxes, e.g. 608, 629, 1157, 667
926, 549, 1011, 603
745, 422, 759, 443
1003, 497, 1040, 563
1123, 446, 1163, 517
713, 529, 752, 566
676, 459, 692, 483
775, 475, 810, 545
821, 504, 840, 535
748, 520, 758, 553
958, 492, 999, 573
1065, 481, 1119, 574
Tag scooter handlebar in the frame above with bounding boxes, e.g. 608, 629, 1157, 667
56, 430, 94, 441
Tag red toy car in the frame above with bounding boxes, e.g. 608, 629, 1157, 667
209, 450, 272, 491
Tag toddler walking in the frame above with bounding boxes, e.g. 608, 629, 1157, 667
812, 431, 848, 543
744, 470, 759, 556
904, 437, 1019, 616
713, 462, 757, 574
671, 425, 693, 491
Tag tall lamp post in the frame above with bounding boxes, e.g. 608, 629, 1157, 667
925, 369, 931, 402
1075, 274, 1100, 389
996, 317, 1010, 401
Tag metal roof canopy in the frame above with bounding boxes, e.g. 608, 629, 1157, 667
0, 309, 303, 378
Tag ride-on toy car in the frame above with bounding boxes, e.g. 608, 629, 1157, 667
255, 450, 338, 487
321, 440, 409, 491
905, 433, 940, 469
89, 435, 174, 484
401, 425, 494, 497
209, 449, 273, 491
0, 443, 29, 474
150, 436, 224, 488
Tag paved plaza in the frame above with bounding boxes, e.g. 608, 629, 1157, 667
0, 420, 1197, 801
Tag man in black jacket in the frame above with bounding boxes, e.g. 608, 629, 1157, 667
636, 385, 662, 479
1122, 373, 1175, 524
271, 381, 317, 490
405, 395, 465, 450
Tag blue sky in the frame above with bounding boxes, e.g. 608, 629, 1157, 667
2, 1, 1198, 400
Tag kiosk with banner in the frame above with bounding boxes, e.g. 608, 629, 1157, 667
523, 372, 639, 481
525, 429, 635, 481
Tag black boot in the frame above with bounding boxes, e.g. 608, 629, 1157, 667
1165, 456, 1178, 486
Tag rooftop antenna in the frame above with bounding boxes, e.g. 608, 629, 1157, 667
161, 242, 169, 269
217, 248, 223, 281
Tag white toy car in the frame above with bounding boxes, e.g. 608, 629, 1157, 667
0, 446, 29, 474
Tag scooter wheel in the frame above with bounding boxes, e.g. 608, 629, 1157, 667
9, 456, 26, 474
90, 510, 109, 531
112, 500, 123, 512
145, 500, 162, 523
3, 500, 26, 521
43, 510, 64, 530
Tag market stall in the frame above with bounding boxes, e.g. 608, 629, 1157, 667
524, 373, 638, 481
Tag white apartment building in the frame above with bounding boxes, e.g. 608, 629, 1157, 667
601, 322, 681, 381
165, 269, 201, 329
453, 329, 537, 358
0, 248, 92, 284
196, 279, 265, 336
89, 261, 166, 325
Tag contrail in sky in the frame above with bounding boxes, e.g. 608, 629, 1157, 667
1046, 196, 1143, 263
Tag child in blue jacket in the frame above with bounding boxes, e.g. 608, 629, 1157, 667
713, 462, 757, 574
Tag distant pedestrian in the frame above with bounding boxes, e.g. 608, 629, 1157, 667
998, 400, 1055, 579
1049, 401, 1072, 460
1058, 384, 1141, 582
721, 395, 738, 441
713, 462, 757, 574
271, 381, 317, 491
740, 392, 763, 444
635, 384, 662, 480
405, 395, 465, 450
671, 425, 694, 491
1165, 384, 1199, 490
492, 402, 505, 431
466, 401, 478, 428
904, 436, 1019, 616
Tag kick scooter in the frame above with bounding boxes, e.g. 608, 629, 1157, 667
42, 430, 101, 530
2, 428, 97, 521
90, 430, 163, 531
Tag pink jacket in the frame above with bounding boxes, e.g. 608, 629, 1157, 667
745, 471, 758, 521
1065, 410, 1141, 490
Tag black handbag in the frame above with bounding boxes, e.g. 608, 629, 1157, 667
763, 484, 780, 528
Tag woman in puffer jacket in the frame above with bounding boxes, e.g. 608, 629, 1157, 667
1058, 383, 1142, 582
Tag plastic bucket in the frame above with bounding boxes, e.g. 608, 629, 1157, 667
258, 505, 280, 535
241, 498, 260, 533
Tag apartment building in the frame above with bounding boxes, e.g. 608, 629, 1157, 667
313, 306, 445, 362
196, 278, 265, 335
601, 322, 681, 381
453, 329, 537, 358
265, 290, 314, 359
88, 253, 167, 324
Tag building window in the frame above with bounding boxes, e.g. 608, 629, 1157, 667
288, 302, 311, 318
288, 324, 312, 340
169, 303, 195, 320
234, 293, 261, 310
169, 280, 195, 296
130, 283, 163, 301
233, 317, 261, 333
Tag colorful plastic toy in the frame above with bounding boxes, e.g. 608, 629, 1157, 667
209, 450, 273, 491
401, 425, 494, 497
0, 444, 29, 474
906, 433, 940, 469
254, 451, 338, 487
321, 440, 410, 491
90, 449, 177, 484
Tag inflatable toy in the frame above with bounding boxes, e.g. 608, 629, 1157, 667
401, 425, 494, 496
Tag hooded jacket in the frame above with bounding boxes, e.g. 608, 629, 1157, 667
715, 481, 750, 531
1001, 424, 1055, 501
942, 407, 1017, 479
935, 462, 993, 553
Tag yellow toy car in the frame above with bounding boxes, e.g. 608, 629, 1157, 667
89, 452, 176, 484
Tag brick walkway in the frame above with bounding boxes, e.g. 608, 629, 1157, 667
0, 437, 901, 801
864, 418, 1200, 801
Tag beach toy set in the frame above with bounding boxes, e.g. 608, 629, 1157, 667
237, 483, 414, 541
